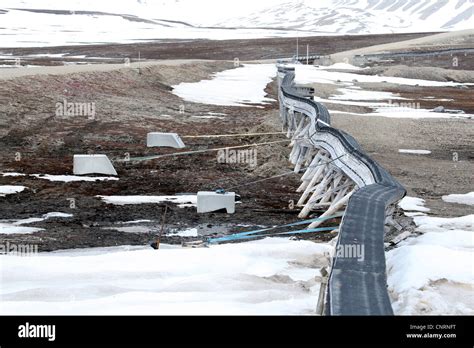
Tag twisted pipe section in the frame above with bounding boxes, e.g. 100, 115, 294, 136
277, 64, 406, 315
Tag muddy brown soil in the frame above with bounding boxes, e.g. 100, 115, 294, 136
1, 37, 472, 252
0, 59, 342, 251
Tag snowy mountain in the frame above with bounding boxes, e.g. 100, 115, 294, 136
216, 0, 474, 34
0, 0, 472, 47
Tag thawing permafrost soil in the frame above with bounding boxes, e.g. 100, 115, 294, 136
0, 238, 331, 315
172, 64, 276, 107
387, 197, 474, 315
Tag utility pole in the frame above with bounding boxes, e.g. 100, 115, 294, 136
296, 35, 299, 61
138, 50, 141, 75
307, 44, 309, 65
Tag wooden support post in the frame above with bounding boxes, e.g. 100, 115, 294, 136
307, 189, 355, 229
294, 146, 309, 173
316, 267, 329, 315
299, 168, 334, 218
297, 160, 328, 206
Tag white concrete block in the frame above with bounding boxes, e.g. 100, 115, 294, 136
147, 133, 185, 148
197, 191, 235, 214
73, 154, 118, 176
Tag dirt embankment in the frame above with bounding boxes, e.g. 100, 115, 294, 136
357, 65, 474, 83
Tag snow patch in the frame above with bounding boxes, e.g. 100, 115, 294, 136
32, 174, 118, 182
172, 64, 276, 107
0, 212, 72, 235
0, 185, 26, 197
398, 149, 431, 155
168, 228, 198, 237
442, 192, 474, 206
99, 195, 197, 208
398, 196, 430, 213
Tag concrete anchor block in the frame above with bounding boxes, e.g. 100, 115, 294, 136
73, 154, 118, 176
147, 132, 185, 148
197, 191, 236, 214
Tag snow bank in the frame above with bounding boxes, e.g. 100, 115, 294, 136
413, 214, 474, 233
387, 213, 474, 315
442, 192, 474, 206
0, 238, 332, 315
172, 64, 276, 107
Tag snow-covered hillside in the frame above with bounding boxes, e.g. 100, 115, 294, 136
0, 0, 473, 47
219, 0, 474, 34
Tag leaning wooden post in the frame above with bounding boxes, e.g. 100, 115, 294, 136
155, 205, 168, 250
316, 267, 329, 315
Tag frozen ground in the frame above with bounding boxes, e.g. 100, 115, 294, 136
0, 238, 331, 315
